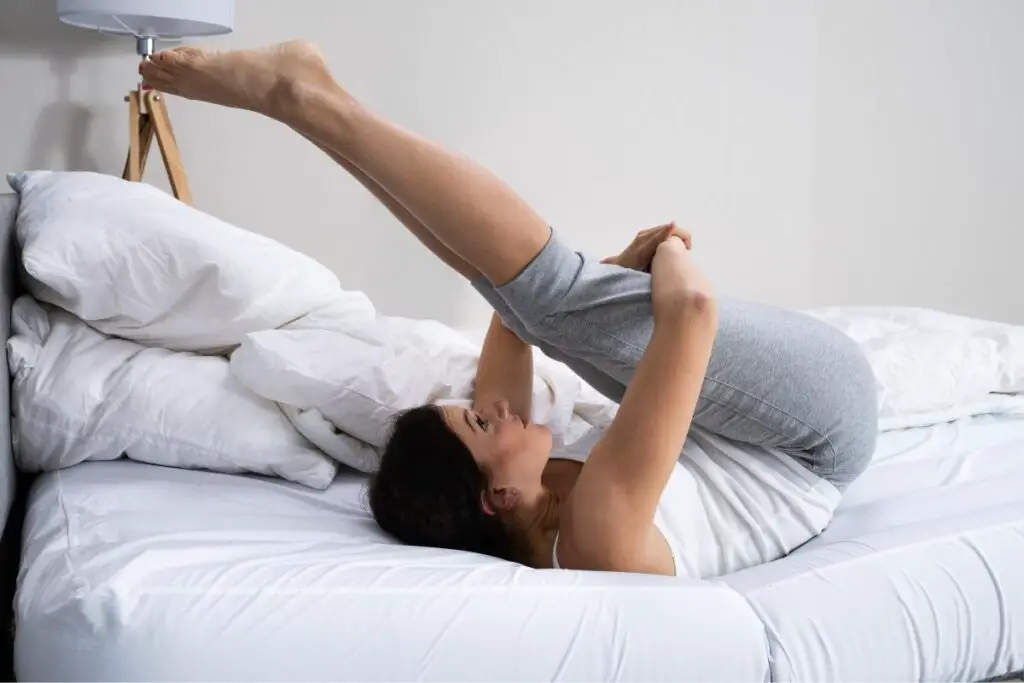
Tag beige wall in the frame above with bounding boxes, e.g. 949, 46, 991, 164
2, 0, 1022, 326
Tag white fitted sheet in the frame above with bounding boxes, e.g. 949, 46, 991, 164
15, 416, 1024, 682
14, 463, 768, 682
722, 415, 1024, 682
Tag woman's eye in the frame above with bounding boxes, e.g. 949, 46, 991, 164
476, 416, 489, 431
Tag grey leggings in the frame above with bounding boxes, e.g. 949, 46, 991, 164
472, 229, 879, 491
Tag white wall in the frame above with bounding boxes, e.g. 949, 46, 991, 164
2, 0, 1022, 326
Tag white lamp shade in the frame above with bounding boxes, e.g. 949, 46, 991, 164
57, 0, 234, 38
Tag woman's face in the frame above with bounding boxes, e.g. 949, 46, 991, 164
441, 400, 553, 495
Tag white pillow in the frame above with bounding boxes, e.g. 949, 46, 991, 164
7, 170, 373, 353
7, 296, 338, 489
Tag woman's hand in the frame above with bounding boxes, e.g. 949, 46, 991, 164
601, 222, 692, 272
650, 235, 716, 323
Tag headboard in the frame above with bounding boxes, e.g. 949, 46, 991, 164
0, 193, 15, 532
0, 193, 17, 678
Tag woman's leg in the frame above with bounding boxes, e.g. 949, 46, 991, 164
141, 42, 550, 288
297, 132, 481, 282
301, 130, 540, 343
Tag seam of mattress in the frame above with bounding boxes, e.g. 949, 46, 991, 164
715, 518, 1024, 683
714, 580, 775, 683
116, 582, 754, 596
726, 513, 1024, 595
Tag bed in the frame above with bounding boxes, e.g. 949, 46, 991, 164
2, 188, 1024, 681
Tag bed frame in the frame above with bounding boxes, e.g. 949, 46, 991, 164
0, 193, 25, 680
0, 192, 34, 681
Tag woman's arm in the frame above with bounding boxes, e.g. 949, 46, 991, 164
565, 238, 717, 573
472, 312, 533, 418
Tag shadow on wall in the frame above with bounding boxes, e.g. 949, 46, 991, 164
0, 0, 124, 173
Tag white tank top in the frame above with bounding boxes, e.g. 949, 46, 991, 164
551, 426, 842, 579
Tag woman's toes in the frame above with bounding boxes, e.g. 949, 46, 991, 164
149, 48, 194, 69
164, 46, 204, 66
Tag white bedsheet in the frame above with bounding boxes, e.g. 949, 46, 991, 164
16, 415, 1024, 681
723, 414, 1024, 682
14, 463, 767, 682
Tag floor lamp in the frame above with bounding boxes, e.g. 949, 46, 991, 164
57, 0, 235, 205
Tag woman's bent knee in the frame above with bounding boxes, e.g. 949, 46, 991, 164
816, 324, 879, 489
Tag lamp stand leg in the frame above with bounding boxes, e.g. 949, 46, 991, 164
123, 90, 142, 182
121, 89, 193, 206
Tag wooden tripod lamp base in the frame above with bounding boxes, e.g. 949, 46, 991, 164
122, 89, 193, 205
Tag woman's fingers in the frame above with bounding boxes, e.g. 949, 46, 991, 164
612, 222, 694, 272
662, 222, 692, 250
636, 229, 666, 266
640, 225, 665, 238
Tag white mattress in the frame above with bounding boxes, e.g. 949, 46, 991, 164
14, 466, 768, 682
721, 415, 1024, 681
15, 416, 1024, 682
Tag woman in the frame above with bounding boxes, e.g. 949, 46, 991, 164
141, 41, 879, 578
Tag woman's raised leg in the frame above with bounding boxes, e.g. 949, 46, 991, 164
141, 42, 550, 287
297, 132, 481, 282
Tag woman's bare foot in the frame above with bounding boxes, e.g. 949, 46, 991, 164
139, 41, 345, 120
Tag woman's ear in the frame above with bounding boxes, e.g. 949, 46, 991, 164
482, 487, 521, 515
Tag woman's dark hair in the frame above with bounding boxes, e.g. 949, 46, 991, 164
368, 405, 528, 563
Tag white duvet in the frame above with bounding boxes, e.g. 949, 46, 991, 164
805, 306, 1024, 430
7, 170, 1024, 480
